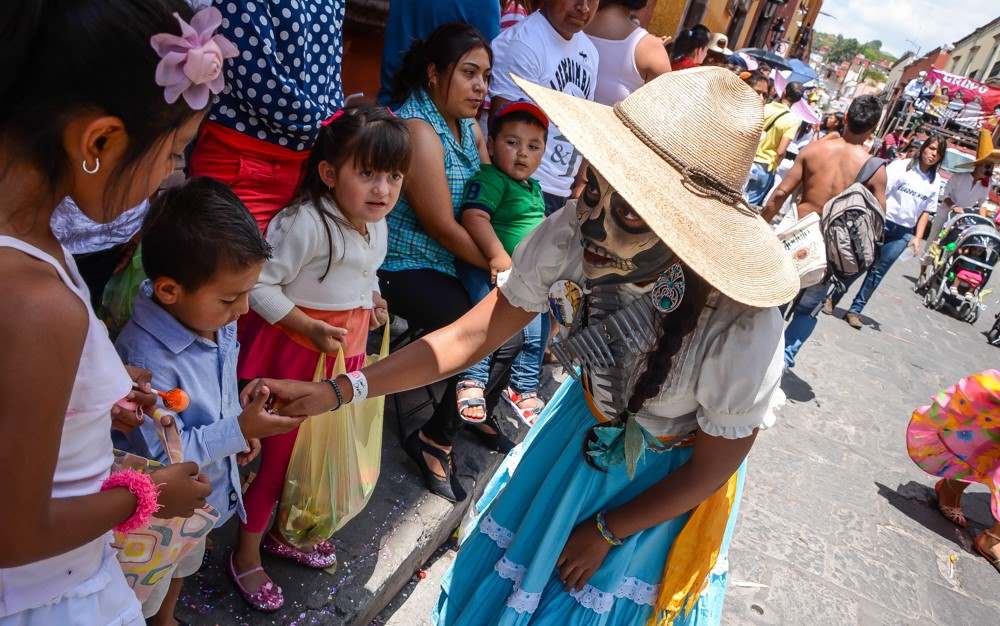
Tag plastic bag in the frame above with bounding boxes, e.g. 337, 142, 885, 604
277, 323, 389, 549
100, 246, 146, 338
112, 407, 219, 602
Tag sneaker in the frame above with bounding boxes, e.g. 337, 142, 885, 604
821, 298, 834, 316
845, 312, 863, 329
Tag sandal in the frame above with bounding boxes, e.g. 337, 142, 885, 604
934, 479, 968, 527
404, 428, 466, 502
262, 533, 337, 569
227, 552, 284, 613
456, 380, 487, 424
974, 531, 1000, 574
502, 388, 545, 427
471, 414, 516, 454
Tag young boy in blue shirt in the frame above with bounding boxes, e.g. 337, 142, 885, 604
115, 177, 305, 626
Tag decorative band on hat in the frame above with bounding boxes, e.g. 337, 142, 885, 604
610, 103, 758, 216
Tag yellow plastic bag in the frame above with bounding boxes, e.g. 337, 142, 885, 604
277, 323, 390, 549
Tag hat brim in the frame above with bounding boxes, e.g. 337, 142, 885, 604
953, 154, 1000, 171
512, 75, 800, 308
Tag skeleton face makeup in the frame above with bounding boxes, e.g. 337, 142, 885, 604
578, 167, 673, 285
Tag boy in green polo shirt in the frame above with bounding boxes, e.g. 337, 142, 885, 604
455, 101, 548, 426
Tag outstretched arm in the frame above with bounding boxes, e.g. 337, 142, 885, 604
247, 290, 537, 415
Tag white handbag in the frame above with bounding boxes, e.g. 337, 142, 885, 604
775, 211, 826, 288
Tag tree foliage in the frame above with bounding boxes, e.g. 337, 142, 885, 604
816, 32, 897, 65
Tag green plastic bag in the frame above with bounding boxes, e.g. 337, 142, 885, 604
100, 246, 145, 339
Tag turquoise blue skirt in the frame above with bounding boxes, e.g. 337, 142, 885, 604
434, 378, 745, 625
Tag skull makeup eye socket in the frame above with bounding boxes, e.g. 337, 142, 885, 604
583, 168, 601, 207
610, 192, 649, 233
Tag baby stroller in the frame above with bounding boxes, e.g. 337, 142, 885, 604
918, 218, 1000, 323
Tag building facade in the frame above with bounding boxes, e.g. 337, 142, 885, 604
947, 17, 1000, 83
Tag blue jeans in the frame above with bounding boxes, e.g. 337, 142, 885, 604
831, 221, 914, 315
782, 281, 832, 369
457, 264, 547, 393
744, 161, 775, 206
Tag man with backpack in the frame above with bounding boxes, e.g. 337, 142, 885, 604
745, 81, 805, 205
763, 95, 887, 370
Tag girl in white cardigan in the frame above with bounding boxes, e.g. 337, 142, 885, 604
231, 105, 410, 611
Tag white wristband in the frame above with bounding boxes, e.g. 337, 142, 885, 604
344, 370, 368, 402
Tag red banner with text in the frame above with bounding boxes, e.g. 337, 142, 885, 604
926, 69, 1000, 132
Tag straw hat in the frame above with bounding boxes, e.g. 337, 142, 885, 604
512, 67, 800, 307
954, 128, 1000, 172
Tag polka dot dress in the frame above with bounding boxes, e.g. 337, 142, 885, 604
212, 0, 345, 151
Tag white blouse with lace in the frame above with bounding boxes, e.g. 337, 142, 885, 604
499, 205, 785, 440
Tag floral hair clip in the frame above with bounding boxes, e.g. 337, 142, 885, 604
150, 7, 238, 110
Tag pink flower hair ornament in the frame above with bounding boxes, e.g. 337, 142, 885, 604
150, 7, 238, 110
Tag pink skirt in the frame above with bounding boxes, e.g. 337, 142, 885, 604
237, 307, 371, 381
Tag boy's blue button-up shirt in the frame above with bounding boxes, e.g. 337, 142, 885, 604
114, 282, 248, 526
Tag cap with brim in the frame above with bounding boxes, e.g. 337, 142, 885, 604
954, 128, 1000, 171
493, 100, 549, 131
512, 68, 799, 308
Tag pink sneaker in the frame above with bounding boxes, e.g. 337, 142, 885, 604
228, 552, 283, 612
262, 533, 337, 569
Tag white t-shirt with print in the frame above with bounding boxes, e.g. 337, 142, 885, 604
883, 159, 939, 228
490, 11, 599, 198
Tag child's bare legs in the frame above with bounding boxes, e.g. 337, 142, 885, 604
937, 478, 968, 509
147, 578, 184, 626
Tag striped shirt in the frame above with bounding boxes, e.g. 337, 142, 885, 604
382, 89, 481, 276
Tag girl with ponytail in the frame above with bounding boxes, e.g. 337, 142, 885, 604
0, 2, 231, 623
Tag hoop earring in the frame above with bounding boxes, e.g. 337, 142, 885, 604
82, 157, 100, 175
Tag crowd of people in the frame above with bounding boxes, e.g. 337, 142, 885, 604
2, 1, 999, 626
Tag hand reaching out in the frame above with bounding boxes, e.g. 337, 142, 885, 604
238, 384, 308, 439
112, 365, 158, 433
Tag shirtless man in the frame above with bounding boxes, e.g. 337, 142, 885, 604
765, 95, 887, 370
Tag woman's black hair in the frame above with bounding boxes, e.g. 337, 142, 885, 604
909, 134, 948, 179
0, 0, 202, 216
824, 112, 844, 134
671, 23, 710, 62
390, 22, 492, 105
583, 263, 711, 469
293, 104, 411, 281
599, 0, 649, 9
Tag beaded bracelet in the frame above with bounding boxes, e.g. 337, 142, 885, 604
102, 469, 160, 533
324, 377, 344, 411
595, 510, 623, 546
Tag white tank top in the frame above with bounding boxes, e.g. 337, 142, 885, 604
589, 27, 649, 106
0, 236, 132, 617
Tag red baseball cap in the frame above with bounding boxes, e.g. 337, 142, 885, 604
493, 100, 549, 130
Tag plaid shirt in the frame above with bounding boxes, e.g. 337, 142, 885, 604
382, 89, 481, 277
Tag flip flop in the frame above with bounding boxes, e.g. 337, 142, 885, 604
934, 479, 968, 527
974, 531, 1000, 574
227, 552, 283, 612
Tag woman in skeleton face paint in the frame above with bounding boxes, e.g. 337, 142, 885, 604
252, 68, 800, 625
